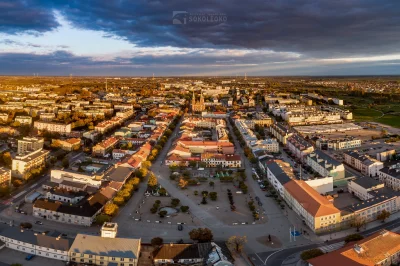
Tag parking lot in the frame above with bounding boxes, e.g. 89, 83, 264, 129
0, 248, 65, 266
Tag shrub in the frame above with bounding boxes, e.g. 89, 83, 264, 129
180, 206, 189, 212
194, 190, 199, 196
201, 197, 207, 204
151, 207, 158, 214
345, 234, 364, 243
171, 198, 180, 207
155, 200, 161, 205
209, 192, 217, 201
300, 249, 324, 261
158, 210, 168, 218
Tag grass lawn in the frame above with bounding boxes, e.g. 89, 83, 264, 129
353, 108, 382, 122
376, 114, 400, 128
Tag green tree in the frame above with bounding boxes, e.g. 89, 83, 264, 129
209, 181, 215, 188
142, 160, 152, 169
62, 157, 69, 168
180, 206, 189, 212
103, 203, 119, 217
344, 233, 364, 243
1, 152, 12, 167
158, 210, 168, 218
377, 209, 391, 223
227, 236, 247, 253
113, 196, 125, 206
148, 172, 158, 188
300, 249, 324, 261
209, 192, 218, 201
151, 237, 164, 247
95, 214, 111, 225
189, 228, 213, 243
171, 198, 180, 207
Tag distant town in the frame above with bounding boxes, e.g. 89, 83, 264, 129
0, 76, 398, 266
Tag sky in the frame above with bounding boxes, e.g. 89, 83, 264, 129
0, 0, 400, 76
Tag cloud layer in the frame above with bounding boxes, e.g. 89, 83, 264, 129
0, 0, 400, 75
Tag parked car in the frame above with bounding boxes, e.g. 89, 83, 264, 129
34, 221, 43, 225
25, 254, 35, 261
178, 224, 183, 231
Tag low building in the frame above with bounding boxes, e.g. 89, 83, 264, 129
12, 148, 49, 178
344, 151, 384, 177
50, 169, 103, 188
269, 123, 293, 145
307, 230, 400, 266
284, 179, 341, 233
153, 243, 212, 266
286, 134, 314, 162
306, 150, 345, 181
93, 137, 119, 157
377, 149, 396, 162
69, 233, 140, 266
249, 139, 280, 154
53, 138, 81, 151
315, 137, 361, 150
34, 121, 72, 134
379, 162, 400, 191
348, 177, 385, 200
200, 153, 242, 168
0, 167, 11, 186
0, 227, 71, 261
14, 115, 32, 125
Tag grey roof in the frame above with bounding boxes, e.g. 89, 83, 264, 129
379, 163, 400, 179
351, 177, 383, 189
287, 134, 312, 149
105, 167, 134, 183
308, 150, 342, 167
265, 160, 294, 185
60, 180, 87, 189
344, 151, 376, 166
70, 234, 141, 258
0, 227, 72, 250
344, 195, 395, 212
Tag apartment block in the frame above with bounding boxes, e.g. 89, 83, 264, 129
306, 150, 345, 181
12, 148, 49, 178
17, 137, 44, 154
315, 137, 361, 150
379, 163, 400, 191
344, 150, 384, 177
286, 134, 314, 162
34, 121, 72, 134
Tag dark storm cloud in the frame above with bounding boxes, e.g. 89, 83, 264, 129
0, 0, 59, 34
40, 0, 400, 57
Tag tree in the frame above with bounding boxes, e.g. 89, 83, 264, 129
95, 214, 111, 225
189, 161, 197, 168
171, 198, 180, 207
159, 187, 167, 196
142, 160, 152, 169
227, 236, 247, 253
180, 206, 189, 212
169, 164, 179, 172
201, 191, 209, 197
351, 216, 366, 232
209, 181, 215, 188
135, 167, 148, 180
148, 172, 158, 188
158, 210, 168, 218
209, 192, 218, 201
189, 228, 213, 242
151, 237, 164, 247
12, 179, 23, 187
1, 152, 12, 167
344, 233, 364, 243
20, 222, 32, 229
117, 189, 131, 201
113, 196, 125, 206
103, 203, 119, 217
62, 157, 69, 168
300, 249, 324, 261
178, 178, 188, 189
377, 210, 391, 223
201, 197, 207, 204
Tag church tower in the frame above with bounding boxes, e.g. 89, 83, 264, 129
200, 90, 204, 105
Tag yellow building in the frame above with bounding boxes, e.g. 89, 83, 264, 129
284, 179, 341, 233
192, 91, 205, 112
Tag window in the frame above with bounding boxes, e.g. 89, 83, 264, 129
89, 255, 93, 258
121, 258, 125, 261
112, 257, 116, 261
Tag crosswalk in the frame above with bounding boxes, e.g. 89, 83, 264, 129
318, 241, 345, 253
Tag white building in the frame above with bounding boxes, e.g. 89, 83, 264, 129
344, 151, 384, 178
34, 121, 72, 134
249, 139, 280, 154
0, 227, 71, 261
15, 115, 32, 125
264, 160, 295, 197
306, 150, 345, 181
348, 177, 385, 200
17, 137, 44, 155
12, 148, 49, 178
286, 134, 314, 162
378, 163, 400, 191
315, 137, 361, 150
269, 123, 293, 145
